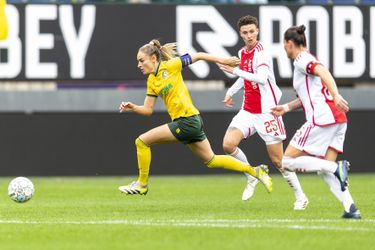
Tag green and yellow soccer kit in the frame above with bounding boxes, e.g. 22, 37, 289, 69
0, 0, 8, 40
146, 56, 199, 121
146, 56, 206, 144
136, 55, 266, 189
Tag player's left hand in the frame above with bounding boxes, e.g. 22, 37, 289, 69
333, 94, 349, 113
217, 63, 235, 75
271, 105, 286, 116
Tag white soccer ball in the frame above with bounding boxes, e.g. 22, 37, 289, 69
8, 177, 35, 203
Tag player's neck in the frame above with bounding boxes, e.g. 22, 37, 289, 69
246, 41, 258, 51
292, 47, 307, 60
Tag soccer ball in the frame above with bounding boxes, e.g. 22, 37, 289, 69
8, 177, 35, 203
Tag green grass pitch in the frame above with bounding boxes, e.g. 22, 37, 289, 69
0, 174, 374, 250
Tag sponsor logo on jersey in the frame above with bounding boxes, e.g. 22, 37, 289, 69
159, 83, 173, 97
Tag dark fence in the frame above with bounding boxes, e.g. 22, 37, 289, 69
0, 111, 371, 176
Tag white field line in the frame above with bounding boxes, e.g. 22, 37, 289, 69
0, 219, 374, 231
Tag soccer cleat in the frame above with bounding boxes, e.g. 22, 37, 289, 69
254, 164, 272, 193
334, 160, 350, 191
293, 195, 309, 210
118, 181, 148, 195
342, 204, 362, 219
242, 173, 259, 201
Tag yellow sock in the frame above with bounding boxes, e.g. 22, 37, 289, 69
135, 138, 151, 186
0, 0, 8, 40
206, 155, 257, 177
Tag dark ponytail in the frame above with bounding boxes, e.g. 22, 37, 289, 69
284, 25, 307, 47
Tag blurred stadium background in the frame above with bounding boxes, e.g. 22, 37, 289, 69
0, 0, 374, 176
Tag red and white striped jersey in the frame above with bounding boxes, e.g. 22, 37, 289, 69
293, 51, 347, 126
238, 41, 282, 114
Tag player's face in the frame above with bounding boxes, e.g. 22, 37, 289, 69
283, 40, 294, 59
137, 51, 157, 75
239, 24, 259, 50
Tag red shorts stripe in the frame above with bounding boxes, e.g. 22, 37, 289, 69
300, 125, 313, 147
275, 116, 285, 135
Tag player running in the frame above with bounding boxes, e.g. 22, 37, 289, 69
218, 15, 307, 210
118, 39, 272, 195
271, 25, 361, 219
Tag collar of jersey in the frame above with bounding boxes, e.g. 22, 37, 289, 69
244, 41, 259, 54
153, 61, 161, 76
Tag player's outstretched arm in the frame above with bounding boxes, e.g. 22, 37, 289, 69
119, 96, 156, 116
313, 64, 349, 113
271, 98, 302, 116
190, 53, 240, 67
218, 63, 268, 85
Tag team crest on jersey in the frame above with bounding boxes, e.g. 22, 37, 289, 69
162, 70, 168, 79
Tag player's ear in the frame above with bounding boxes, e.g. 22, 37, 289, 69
150, 54, 158, 62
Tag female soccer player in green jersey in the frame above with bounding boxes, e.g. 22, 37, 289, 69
118, 39, 272, 195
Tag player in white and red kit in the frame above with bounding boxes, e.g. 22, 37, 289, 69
218, 16, 308, 210
271, 25, 361, 219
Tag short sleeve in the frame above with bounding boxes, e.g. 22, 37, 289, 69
166, 57, 183, 72
295, 52, 322, 75
146, 77, 157, 97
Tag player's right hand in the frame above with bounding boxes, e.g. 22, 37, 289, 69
333, 94, 349, 113
223, 56, 240, 67
119, 102, 134, 112
222, 95, 234, 108
271, 105, 285, 116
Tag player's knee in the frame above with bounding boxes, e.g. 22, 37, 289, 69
135, 137, 150, 149
272, 158, 282, 169
282, 156, 295, 171
222, 141, 236, 155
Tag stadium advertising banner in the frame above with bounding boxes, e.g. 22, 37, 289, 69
0, 4, 374, 82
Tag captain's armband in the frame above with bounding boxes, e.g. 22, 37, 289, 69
180, 54, 193, 68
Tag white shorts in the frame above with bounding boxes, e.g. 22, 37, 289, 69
289, 122, 347, 157
229, 110, 286, 145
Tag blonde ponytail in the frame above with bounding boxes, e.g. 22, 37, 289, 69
148, 39, 178, 61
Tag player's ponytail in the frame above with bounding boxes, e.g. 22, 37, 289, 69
284, 24, 307, 47
139, 39, 178, 62
150, 39, 178, 61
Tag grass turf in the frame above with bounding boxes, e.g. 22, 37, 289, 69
0, 174, 374, 250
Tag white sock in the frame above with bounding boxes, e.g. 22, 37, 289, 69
320, 172, 344, 202
343, 189, 355, 212
282, 156, 338, 173
282, 171, 305, 200
230, 147, 249, 164
230, 147, 256, 180
320, 172, 355, 212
